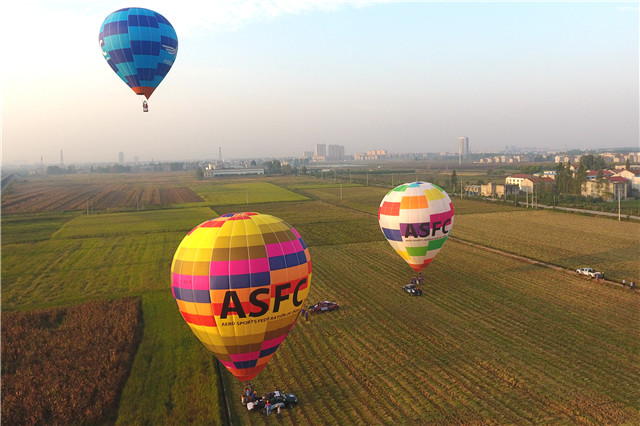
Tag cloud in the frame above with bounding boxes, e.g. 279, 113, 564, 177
157, 0, 371, 36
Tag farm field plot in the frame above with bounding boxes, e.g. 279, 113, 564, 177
289, 183, 389, 216
1, 207, 217, 311
2, 174, 203, 214
214, 200, 383, 247
453, 210, 640, 283
225, 240, 640, 425
1, 212, 79, 244
193, 181, 308, 205
53, 206, 217, 238
2, 232, 183, 310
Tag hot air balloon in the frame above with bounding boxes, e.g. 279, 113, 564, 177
379, 182, 454, 274
171, 212, 312, 382
99, 8, 178, 111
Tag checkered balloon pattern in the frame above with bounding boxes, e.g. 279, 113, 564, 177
379, 182, 454, 273
99, 8, 178, 99
171, 212, 311, 382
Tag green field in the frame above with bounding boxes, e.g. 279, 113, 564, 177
194, 181, 308, 205
2, 174, 639, 424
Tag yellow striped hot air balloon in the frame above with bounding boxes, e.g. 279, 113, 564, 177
171, 212, 311, 382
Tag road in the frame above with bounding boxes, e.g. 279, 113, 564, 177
1, 173, 16, 191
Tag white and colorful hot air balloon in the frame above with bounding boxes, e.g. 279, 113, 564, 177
379, 182, 454, 274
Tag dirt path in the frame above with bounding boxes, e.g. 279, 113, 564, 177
451, 236, 625, 288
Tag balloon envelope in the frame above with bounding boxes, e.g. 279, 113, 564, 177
99, 8, 178, 99
379, 182, 454, 273
171, 212, 312, 382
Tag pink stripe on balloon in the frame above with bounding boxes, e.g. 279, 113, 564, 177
210, 258, 270, 275
265, 241, 299, 257
172, 273, 210, 291
219, 360, 235, 368
229, 351, 260, 362
261, 333, 287, 350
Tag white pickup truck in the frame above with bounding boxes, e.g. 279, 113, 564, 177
576, 268, 604, 279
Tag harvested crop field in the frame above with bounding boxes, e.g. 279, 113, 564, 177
1, 174, 203, 214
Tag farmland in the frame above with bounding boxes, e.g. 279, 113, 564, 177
1, 173, 204, 214
2, 173, 639, 425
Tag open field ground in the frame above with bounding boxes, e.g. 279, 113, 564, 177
2, 174, 639, 424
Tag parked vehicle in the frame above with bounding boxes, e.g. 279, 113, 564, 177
576, 267, 595, 276
247, 391, 297, 413
402, 283, 423, 296
308, 301, 339, 313
576, 268, 604, 278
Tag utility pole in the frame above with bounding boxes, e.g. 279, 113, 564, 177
618, 186, 621, 221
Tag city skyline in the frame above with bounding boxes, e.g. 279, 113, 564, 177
2, 1, 638, 166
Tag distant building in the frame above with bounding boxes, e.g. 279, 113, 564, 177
616, 169, 640, 194
327, 144, 345, 161
463, 184, 480, 196
582, 177, 629, 201
203, 168, 264, 178
520, 177, 555, 194
354, 149, 388, 161
586, 169, 615, 181
497, 184, 520, 198
505, 174, 532, 189
118, 152, 124, 164
481, 182, 497, 197
458, 137, 469, 161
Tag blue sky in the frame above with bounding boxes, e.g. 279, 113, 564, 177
2, 1, 638, 165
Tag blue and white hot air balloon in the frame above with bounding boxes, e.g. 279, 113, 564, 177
99, 8, 178, 111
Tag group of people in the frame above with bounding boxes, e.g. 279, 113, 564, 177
409, 274, 424, 285
300, 307, 309, 321
622, 279, 636, 290
242, 386, 284, 415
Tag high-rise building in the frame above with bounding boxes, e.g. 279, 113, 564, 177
118, 152, 125, 164
458, 137, 469, 163
327, 144, 345, 161
315, 144, 327, 158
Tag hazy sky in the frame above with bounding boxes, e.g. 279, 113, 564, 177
2, 1, 638, 165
